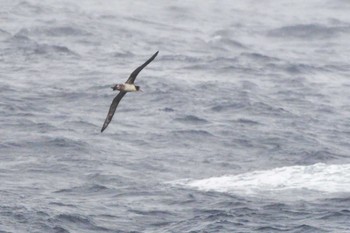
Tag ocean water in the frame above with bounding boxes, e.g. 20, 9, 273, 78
1, 0, 350, 232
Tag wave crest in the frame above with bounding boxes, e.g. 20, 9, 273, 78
172, 163, 350, 199
268, 24, 350, 39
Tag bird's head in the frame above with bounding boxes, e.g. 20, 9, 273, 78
111, 84, 123, 91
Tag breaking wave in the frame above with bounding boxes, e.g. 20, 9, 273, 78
172, 163, 350, 199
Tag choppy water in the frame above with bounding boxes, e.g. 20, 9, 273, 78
1, 0, 350, 232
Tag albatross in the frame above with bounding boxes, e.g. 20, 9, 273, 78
101, 51, 159, 133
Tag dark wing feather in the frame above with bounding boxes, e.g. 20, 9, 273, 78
101, 91, 127, 132
126, 51, 159, 84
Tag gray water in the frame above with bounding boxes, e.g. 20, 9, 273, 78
1, 0, 350, 232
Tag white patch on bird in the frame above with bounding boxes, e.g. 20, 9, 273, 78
123, 84, 138, 92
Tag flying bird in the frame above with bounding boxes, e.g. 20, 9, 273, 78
101, 51, 159, 132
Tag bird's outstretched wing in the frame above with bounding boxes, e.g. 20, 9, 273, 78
126, 51, 159, 84
101, 91, 127, 132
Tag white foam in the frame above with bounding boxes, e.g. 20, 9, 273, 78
173, 163, 350, 199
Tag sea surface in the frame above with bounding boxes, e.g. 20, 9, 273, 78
1, 0, 350, 232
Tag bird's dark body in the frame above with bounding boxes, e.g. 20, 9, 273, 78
101, 51, 159, 132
